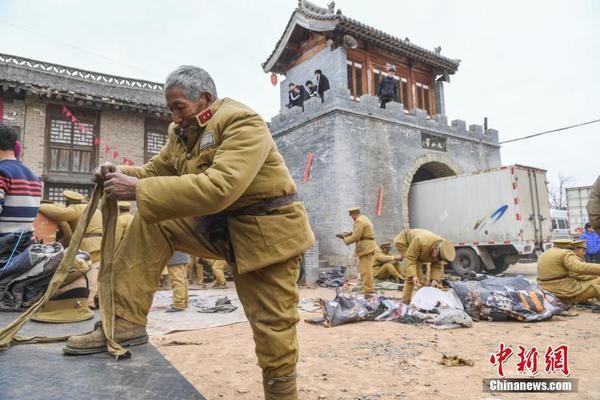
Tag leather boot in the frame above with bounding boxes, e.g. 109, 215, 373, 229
263, 372, 297, 400
63, 317, 148, 355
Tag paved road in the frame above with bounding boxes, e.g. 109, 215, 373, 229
504, 262, 537, 280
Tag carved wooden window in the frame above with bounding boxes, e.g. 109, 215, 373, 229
415, 82, 431, 115
346, 60, 363, 101
46, 105, 98, 175
144, 118, 170, 163
44, 183, 92, 203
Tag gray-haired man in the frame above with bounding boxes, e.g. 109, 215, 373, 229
66, 65, 315, 399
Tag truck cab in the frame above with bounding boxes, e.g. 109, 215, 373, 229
550, 209, 570, 240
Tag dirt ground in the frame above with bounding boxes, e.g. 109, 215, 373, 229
152, 264, 600, 400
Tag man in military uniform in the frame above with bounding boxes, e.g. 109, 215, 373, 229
393, 228, 456, 304
115, 201, 133, 249
166, 251, 191, 312
209, 259, 230, 289
39, 190, 102, 307
588, 175, 600, 234
372, 242, 404, 283
337, 207, 377, 294
538, 239, 600, 304
66, 65, 314, 399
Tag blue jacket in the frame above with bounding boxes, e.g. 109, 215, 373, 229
580, 231, 600, 254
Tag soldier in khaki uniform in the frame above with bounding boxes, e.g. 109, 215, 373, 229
537, 239, 600, 304
393, 228, 456, 304
115, 201, 134, 249
588, 175, 600, 234
372, 242, 404, 283
39, 190, 102, 307
337, 207, 377, 294
166, 251, 191, 312
209, 259, 230, 289
65, 66, 314, 399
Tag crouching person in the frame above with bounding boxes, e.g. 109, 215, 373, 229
372, 242, 404, 283
64, 65, 314, 400
393, 229, 455, 304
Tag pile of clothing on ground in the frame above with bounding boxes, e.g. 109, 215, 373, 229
309, 274, 565, 328
316, 266, 346, 288
0, 230, 94, 323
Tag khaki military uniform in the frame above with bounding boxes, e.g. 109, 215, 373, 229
115, 212, 134, 250
537, 247, 600, 304
39, 203, 103, 306
394, 229, 445, 303
588, 176, 600, 234
209, 259, 230, 285
343, 215, 377, 293
113, 98, 314, 381
372, 248, 404, 283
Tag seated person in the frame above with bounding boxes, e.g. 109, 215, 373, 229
0, 124, 41, 236
305, 80, 318, 98
287, 83, 307, 109
372, 242, 404, 283
537, 239, 600, 304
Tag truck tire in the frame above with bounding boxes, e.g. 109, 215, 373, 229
488, 256, 511, 275
450, 248, 481, 276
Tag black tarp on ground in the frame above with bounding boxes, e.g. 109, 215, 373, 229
0, 312, 205, 400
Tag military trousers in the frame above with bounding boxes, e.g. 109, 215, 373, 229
358, 252, 375, 294
87, 259, 100, 308
401, 263, 444, 304
167, 264, 189, 310
112, 213, 301, 378
211, 260, 228, 285
374, 263, 402, 283
566, 277, 600, 304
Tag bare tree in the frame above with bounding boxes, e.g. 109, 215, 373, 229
549, 174, 573, 210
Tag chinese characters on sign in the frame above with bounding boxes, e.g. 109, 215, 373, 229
421, 132, 447, 152
490, 343, 570, 377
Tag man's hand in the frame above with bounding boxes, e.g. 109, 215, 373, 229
394, 255, 403, 261
94, 162, 121, 184
412, 276, 421, 288
103, 172, 139, 200
430, 280, 440, 288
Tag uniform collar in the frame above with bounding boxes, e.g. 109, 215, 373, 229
195, 98, 223, 128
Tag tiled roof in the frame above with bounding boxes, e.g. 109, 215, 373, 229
0, 53, 167, 112
263, 0, 460, 74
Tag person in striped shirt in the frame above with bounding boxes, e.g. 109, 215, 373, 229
0, 124, 42, 236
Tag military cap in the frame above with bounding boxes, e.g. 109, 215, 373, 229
118, 201, 131, 210
439, 240, 456, 262
348, 207, 360, 213
553, 239, 574, 249
572, 239, 587, 249
380, 242, 392, 248
63, 190, 84, 203
32, 287, 94, 323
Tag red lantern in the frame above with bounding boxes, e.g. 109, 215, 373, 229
270, 73, 278, 86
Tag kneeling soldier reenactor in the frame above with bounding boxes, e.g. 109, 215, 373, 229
393, 228, 456, 304
372, 242, 404, 283
537, 239, 600, 304
66, 65, 314, 399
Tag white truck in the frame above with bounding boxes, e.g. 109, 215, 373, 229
408, 165, 552, 275
566, 185, 592, 235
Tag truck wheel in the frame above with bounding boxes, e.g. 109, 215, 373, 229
450, 248, 481, 276
488, 256, 511, 275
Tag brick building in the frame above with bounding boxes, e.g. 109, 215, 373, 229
264, 1, 503, 265
0, 53, 169, 202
